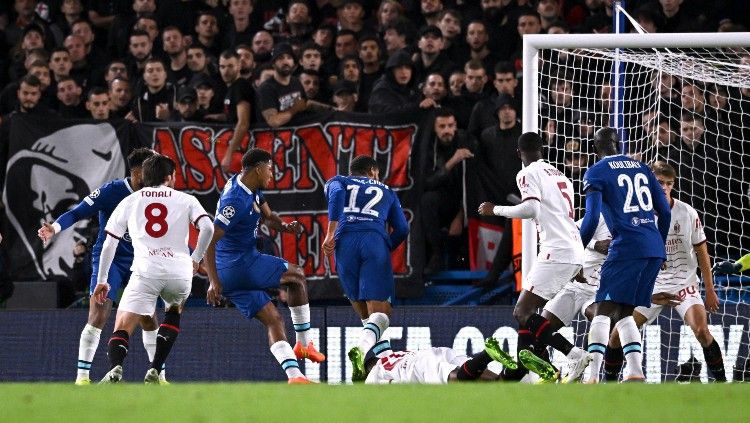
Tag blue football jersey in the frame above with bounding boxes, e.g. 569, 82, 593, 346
325, 175, 409, 249
582, 155, 668, 260
214, 175, 265, 269
56, 178, 135, 260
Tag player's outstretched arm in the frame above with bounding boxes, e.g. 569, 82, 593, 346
579, 191, 602, 246
37, 197, 99, 245
477, 200, 540, 219
205, 225, 226, 306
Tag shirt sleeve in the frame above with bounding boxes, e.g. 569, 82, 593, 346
582, 167, 603, 193
55, 187, 103, 231
104, 200, 129, 239
214, 198, 244, 232
188, 195, 212, 227
516, 168, 541, 202
257, 82, 278, 113
325, 179, 345, 222
689, 206, 707, 245
387, 194, 409, 250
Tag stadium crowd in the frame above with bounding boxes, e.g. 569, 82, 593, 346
0, 0, 750, 305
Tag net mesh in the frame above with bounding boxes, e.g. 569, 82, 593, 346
536, 44, 750, 382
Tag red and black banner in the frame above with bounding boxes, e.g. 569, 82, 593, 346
137, 111, 433, 299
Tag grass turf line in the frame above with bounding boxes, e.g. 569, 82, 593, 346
1, 383, 749, 422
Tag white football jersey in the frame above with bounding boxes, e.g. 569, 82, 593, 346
655, 199, 705, 289
106, 185, 210, 280
517, 160, 583, 264
365, 348, 467, 385
577, 215, 611, 285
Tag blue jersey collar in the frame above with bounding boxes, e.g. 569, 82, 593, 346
124, 177, 134, 193
236, 177, 254, 195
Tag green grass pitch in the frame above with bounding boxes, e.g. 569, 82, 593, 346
2, 383, 749, 422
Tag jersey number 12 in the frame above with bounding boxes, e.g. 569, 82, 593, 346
344, 185, 383, 217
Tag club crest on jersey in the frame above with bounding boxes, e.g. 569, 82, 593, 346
221, 206, 235, 219
89, 188, 101, 199
674, 222, 681, 233
631, 217, 640, 226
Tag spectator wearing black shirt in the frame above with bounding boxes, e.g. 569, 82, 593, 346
132, 58, 176, 122
161, 26, 191, 87
369, 49, 434, 114
71, 19, 108, 73
194, 9, 222, 59
299, 69, 324, 103
467, 61, 520, 139
50, 47, 73, 83
357, 34, 383, 110
224, 0, 263, 51
464, 20, 500, 77
383, 20, 411, 56
413, 25, 457, 84
236, 44, 255, 80
187, 45, 211, 76
421, 108, 476, 274
107, 0, 156, 59
437, 9, 465, 64
125, 30, 155, 85
281, 0, 314, 42
56, 76, 88, 118
102, 59, 129, 86
421, 72, 448, 106
191, 73, 223, 118
218, 50, 254, 171
299, 42, 324, 73
453, 59, 489, 129
337, 0, 368, 35
108, 77, 132, 120
85, 86, 110, 120
156, 0, 211, 38
332, 80, 358, 112
169, 85, 207, 122
478, 94, 522, 201
257, 43, 329, 129
251, 30, 274, 64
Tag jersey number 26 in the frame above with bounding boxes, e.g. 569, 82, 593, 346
618, 173, 653, 213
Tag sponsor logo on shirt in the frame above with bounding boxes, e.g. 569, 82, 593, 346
221, 206, 235, 219
631, 217, 654, 226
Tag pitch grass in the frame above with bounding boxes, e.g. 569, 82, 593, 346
2, 383, 749, 422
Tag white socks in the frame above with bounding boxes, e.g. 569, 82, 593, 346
77, 324, 101, 380
270, 340, 304, 379
615, 316, 644, 380
357, 312, 389, 354
587, 315, 610, 383
142, 328, 166, 380
289, 304, 312, 346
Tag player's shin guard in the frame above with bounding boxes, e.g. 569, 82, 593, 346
289, 304, 312, 346
77, 324, 101, 379
357, 312, 389, 354
586, 315, 610, 383
703, 339, 727, 382
371, 339, 393, 357
151, 310, 180, 372
603, 346, 624, 382
142, 329, 157, 363
270, 340, 304, 379
527, 313, 573, 355
456, 352, 494, 381
107, 330, 130, 369
615, 316, 644, 380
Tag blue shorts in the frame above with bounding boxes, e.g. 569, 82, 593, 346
218, 252, 288, 319
90, 256, 132, 301
596, 257, 664, 307
335, 232, 394, 302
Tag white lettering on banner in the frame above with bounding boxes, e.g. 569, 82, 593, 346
323, 324, 747, 384
452, 327, 484, 357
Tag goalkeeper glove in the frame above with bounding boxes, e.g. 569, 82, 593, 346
713, 260, 742, 275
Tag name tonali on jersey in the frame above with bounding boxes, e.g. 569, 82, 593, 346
141, 190, 172, 197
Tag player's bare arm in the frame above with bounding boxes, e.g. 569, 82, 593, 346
37, 222, 57, 245
695, 242, 719, 312
221, 100, 251, 172
260, 203, 302, 233
651, 292, 682, 306
204, 225, 225, 306
478, 202, 496, 216
322, 220, 338, 257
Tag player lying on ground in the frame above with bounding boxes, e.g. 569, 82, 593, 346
323, 155, 409, 381
579, 128, 671, 382
479, 132, 590, 383
37, 148, 169, 385
605, 161, 725, 383
94, 155, 214, 384
205, 148, 324, 384
364, 337, 517, 384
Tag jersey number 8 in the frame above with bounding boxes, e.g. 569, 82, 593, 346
617, 173, 653, 213
145, 203, 169, 238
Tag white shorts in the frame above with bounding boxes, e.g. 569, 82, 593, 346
635, 282, 704, 324
544, 280, 598, 326
524, 262, 583, 301
118, 274, 191, 316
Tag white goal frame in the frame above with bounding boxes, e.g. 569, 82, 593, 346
521, 32, 750, 278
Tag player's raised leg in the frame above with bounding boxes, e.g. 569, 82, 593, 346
285, 265, 325, 363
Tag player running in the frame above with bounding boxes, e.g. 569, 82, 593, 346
204, 148, 324, 384
478, 132, 590, 383
606, 161, 725, 382
95, 154, 214, 384
364, 337, 517, 384
36, 148, 164, 385
579, 127, 671, 382
322, 155, 409, 382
